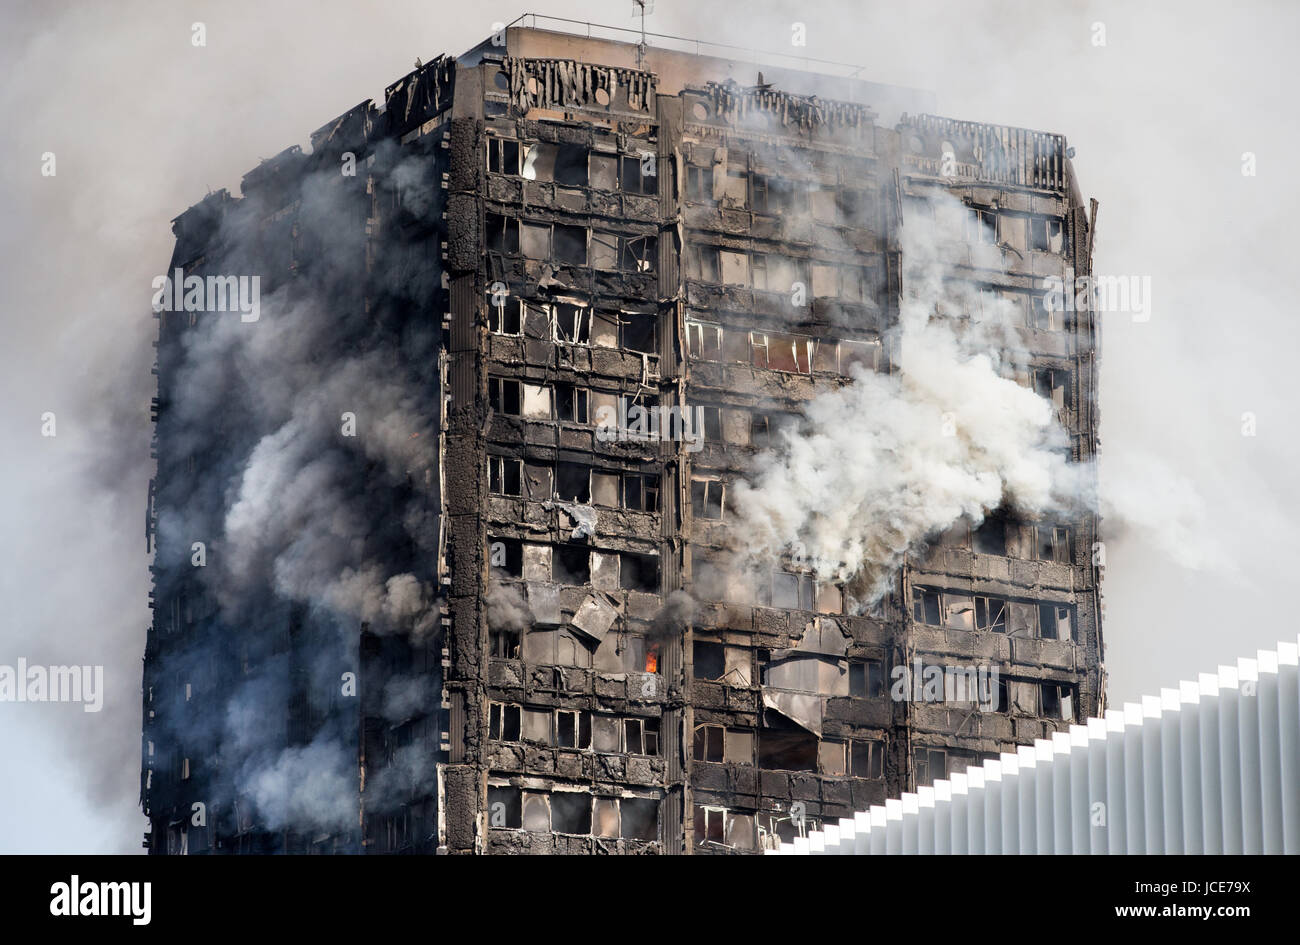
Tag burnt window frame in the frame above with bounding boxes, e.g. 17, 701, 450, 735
689, 245, 720, 282
620, 151, 658, 195
553, 143, 590, 187
685, 164, 715, 205
1028, 215, 1066, 254
551, 223, 589, 266
849, 658, 885, 698
487, 785, 523, 829
966, 207, 998, 245
1038, 602, 1074, 641
549, 791, 593, 835
973, 595, 1008, 633
487, 295, 523, 335
914, 747, 948, 788
690, 476, 725, 521
624, 716, 660, 756
757, 720, 818, 773
490, 628, 520, 660
619, 234, 658, 274
553, 382, 589, 423
487, 536, 523, 578
1033, 366, 1072, 411
1034, 522, 1073, 563
618, 551, 660, 593
685, 319, 723, 361
912, 586, 943, 626
693, 805, 725, 845
488, 376, 522, 416
488, 702, 522, 741
485, 213, 520, 255
749, 330, 813, 375
621, 472, 660, 512
693, 641, 726, 681
1030, 290, 1065, 331
972, 513, 1008, 556
554, 708, 593, 750
555, 461, 591, 503
697, 406, 722, 442
619, 796, 660, 842
485, 136, 522, 176
766, 570, 814, 611
692, 723, 725, 763
850, 739, 886, 779
487, 455, 524, 496
1040, 682, 1075, 721
552, 544, 591, 585
620, 311, 658, 353
551, 302, 592, 345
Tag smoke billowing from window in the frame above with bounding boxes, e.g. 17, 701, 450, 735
730, 191, 1084, 607
486, 582, 531, 634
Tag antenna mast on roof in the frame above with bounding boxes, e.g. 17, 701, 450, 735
632, 0, 654, 69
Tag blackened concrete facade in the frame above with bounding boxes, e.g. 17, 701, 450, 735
143, 23, 1102, 855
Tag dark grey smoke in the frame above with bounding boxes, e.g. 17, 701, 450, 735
651, 590, 697, 638
146, 139, 442, 837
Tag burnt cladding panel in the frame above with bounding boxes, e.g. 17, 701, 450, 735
450, 273, 478, 407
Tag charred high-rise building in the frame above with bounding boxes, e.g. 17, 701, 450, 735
143, 18, 1103, 854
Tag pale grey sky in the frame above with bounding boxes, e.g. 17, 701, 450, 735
2, 0, 1295, 852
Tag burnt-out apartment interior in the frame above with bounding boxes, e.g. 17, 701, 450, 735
142, 19, 1103, 854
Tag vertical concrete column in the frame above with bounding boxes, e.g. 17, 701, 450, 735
1197, 673, 1223, 854
901, 793, 920, 854
1086, 717, 1109, 854
1275, 640, 1300, 854
1068, 725, 1091, 853
999, 752, 1021, 855
869, 805, 887, 855
950, 773, 969, 854
884, 798, 903, 855
917, 787, 936, 855
1177, 681, 1204, 852
1017, 745, 1037, 854
853, 810, 871, 855
1103, 710, 1127, 853
1034, 740, 1054, 854
966, 767, 986, 855
1256, 649, 1284, 854
1159, 688, 1183, 853
1237, 658, 1263, 854
1141, 695, 1164, 853
1052, 732, 1073, 854
1218, 664, 1244, 854
983, 761, 1003, 855
933, 779, 952, 855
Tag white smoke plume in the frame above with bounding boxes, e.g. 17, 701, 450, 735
730, 191, 1084, 606
243, 736, 358, 833
1098, 451, 1225, 573
381, 674, 433, 721
486, 582, 531, 634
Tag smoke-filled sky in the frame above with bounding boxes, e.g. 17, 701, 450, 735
1, 0, 1297, 853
